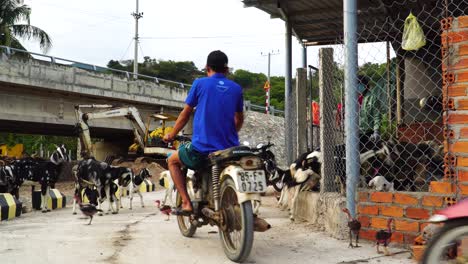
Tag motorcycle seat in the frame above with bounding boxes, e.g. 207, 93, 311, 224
209, 146, 254, 164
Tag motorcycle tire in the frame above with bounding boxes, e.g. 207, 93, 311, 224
219, 177, 254, 263
176, 191, 197, 237
421, 218, 468, 264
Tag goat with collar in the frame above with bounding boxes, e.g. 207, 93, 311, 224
118, 168, 151, 210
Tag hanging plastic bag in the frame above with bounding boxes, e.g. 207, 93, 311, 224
402, 12, 426, 51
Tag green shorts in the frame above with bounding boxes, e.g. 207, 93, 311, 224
178, 142, 208, 170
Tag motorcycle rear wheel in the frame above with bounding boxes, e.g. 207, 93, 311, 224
422, 219, 468, 263
176, 191, 197, 237
219, 177, 254, 263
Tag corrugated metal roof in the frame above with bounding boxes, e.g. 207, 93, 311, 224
242, 0, 466, 45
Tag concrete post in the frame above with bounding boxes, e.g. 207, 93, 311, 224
319, 48, 335, 193
285, 19, 294, 164
296, 68, 308, 157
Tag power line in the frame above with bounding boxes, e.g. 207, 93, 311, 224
140, 34, 283, 40
120, 39, 134, 61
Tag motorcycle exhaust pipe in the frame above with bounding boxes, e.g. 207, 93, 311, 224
202, 207, 220, 221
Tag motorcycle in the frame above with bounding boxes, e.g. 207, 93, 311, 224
252, 141, 284, 192
422, 198, 468, 263
174, 139, 266, 263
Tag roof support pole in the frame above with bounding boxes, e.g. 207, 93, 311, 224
285, 18, 294, 165
302, 44, 307, 69
344, 0, 359, 218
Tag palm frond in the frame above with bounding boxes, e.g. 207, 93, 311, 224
0, 1, 31, 25
11, 24, 52, 53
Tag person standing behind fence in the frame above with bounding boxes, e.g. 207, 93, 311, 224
358, 75, 384, 150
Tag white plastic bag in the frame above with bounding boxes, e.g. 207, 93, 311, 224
402, 12, 426, 51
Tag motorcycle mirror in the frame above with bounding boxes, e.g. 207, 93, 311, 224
242, 141, 250, 146
256, 143, 264, 149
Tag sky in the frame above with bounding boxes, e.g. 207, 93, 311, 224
21, 0, 392, 78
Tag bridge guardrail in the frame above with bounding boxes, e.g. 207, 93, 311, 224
0, 45, 191, 89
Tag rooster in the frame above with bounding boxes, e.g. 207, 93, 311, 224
155, 200, 172, 221
342, 208, 361, 248
79, 203, 103, 225
376, 218, 393, 255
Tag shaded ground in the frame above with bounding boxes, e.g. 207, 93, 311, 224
0, 190, 414, 264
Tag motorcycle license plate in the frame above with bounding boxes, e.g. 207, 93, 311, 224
237, 170, 266, 193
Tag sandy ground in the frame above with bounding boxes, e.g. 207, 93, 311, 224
0, 191, 414, 264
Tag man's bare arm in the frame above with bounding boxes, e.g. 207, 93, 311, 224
235, 112, 244, 132
164, 104, 193, 141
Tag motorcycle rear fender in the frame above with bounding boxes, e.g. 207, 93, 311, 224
220, 165, 262, 204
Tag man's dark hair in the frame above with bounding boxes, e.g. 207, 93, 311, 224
207, 50, 228, 73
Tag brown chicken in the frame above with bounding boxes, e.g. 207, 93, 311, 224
155, 200, 172, 221
376, 218, 393, 255
79, 203, 103, 225
342, 208, 361, 248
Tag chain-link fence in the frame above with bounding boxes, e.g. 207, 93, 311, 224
315, 0, 468, 199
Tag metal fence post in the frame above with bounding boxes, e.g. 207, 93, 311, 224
319, 48, 335, 193
285, 18, 294, 165
344, 0, 359, 218
296, 68, 308, 157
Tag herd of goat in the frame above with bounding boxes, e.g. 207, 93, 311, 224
0, 145, 152, 214
0, 138, 444, 217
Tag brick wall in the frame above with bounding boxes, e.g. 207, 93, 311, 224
358, 191, 447, 245
442, 15, 468, 198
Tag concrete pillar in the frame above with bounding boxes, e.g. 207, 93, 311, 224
285, 19, 294, 164
319, 48, 336, 193
296, 68, 308, 157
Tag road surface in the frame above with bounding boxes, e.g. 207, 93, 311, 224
0, 191, 413, 264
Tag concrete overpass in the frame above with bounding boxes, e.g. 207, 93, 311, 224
0, 50, 188, 141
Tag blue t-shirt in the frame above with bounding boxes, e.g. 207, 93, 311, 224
185, 73, 243, 154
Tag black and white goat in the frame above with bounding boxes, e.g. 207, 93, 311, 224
118, 168, 152, 210
10, 145, 69, 212
277, 151, 322, 220
73, 159, 132, 215
0, 164, 14, 193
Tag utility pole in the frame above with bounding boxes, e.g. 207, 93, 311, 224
261, 50, 280, 114
132, 0, 143, 79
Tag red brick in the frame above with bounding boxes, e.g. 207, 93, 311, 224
443, 58, 468, 71
380, 205, 404, 217
461, 44, 468, 56
395, 220, 420, 232
360, 229, 377, 241
422, 196, 444, 207
358, 192, 368, 202
459, 171, 468, 182
358, 216, 371, 228
457, 99, 468, 110
430, 181, 456, 194
459, 16, 468, 28
394, 193, 418, 205
461, 128, 468, 139
371, 217, 390, 229
442, 31, 468, 46
370, 192, 393, 203
449, 142, 468, 154
404, 233, 418, 244
358, 205, 379, 215
459, 157, 468, 167
459, 184, 468, 196
445, 114, 468, 125
444, 84, 468, 97
391, 231, 404, 244
406, 208, 430, 220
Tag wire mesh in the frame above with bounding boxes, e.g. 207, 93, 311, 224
315, 0, 468, 197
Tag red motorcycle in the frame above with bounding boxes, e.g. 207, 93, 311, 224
422, 198, 468, 263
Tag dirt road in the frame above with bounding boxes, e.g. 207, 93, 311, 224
0, 191, 413, 264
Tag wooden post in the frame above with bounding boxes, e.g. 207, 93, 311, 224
296, 68, 308, 157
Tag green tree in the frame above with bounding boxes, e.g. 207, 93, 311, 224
0, 0, 52, 52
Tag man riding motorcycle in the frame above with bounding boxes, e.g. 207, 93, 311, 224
163, 50, 244, 216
